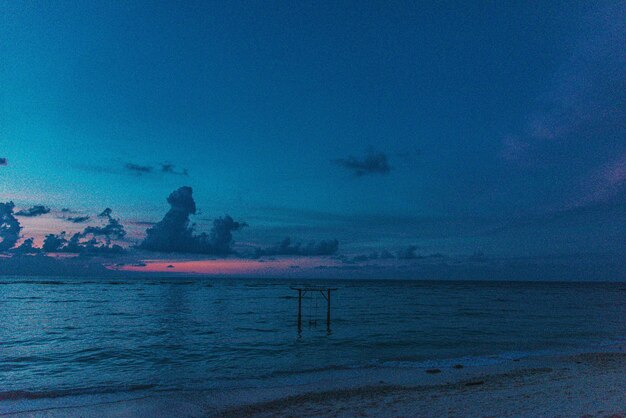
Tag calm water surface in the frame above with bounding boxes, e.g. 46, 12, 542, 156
0, 277, 624, 400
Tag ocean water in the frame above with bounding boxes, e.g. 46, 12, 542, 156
0, 277, 624, 402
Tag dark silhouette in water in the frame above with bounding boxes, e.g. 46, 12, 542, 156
290, 286, 337, 335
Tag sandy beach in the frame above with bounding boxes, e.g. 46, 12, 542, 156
5, 349, 624, 417
223, 352, 625, 418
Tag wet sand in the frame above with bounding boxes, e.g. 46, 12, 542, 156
4, 351, 625, 417
221, 352, 625, 417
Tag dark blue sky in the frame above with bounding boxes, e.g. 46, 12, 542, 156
1, 1, 624, 279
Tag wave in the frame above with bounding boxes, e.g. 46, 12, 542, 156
0, 384, 156, 401
379, 340, 626, 370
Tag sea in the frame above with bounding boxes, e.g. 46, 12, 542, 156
0, 277, 624, 408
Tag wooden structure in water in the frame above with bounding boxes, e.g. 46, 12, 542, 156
290, 286, 337, 333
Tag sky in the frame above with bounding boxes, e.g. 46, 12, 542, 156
0, 0, 624, 280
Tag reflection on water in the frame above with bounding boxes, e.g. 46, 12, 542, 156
0, 277, 624, 398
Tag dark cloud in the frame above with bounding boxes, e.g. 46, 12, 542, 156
139, 186, 246, 255
66, 216, 90, 223
0, 254, 118, 277
78, 162, 189, 178
15, 205, 51, 217
125, 162, 189, 177
0, 157, 7, 166
83, 208, 126, 242
208, 216, 248, 254
346, 249, 446, 264
99, 208, 112, 218
397, 245, 419, 260
42, 208, 127, 255
129, 220, 155, 227
379, 250, 395, 259
160, 163, 189, 176
349, 249, 395, 262
333, 151, 391, 176
42, 231, 126, 255
0, 202, 21, 252
13, 238, 40, 254
351, 254, 374, 263
125, 163, 153, 175
349, 246, 423, 262
255, 237, 339, 257
42, 233, 67, 252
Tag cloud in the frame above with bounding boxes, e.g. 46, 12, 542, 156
397, 245, 419, 259
495, 3, 626, 215
42, 232, 126, 255
580, 151, 626, 206
208, 216, 248, 254
333, 151, 391, 176
77, 162, 189, 178
379, 250, 395, 259
0, 158, 7, 166
499, 2, 625, 209
349, 249, 395, 262
160, 163, 189, 176
345, 248, 447, 264
83, 208, 126, 242
255, 237, 339, 257
139, 186, 246, 255
42, 208, 127, 255
0, 254, 117, 277
350, 253, 376, 263
83, 214, 126, 240
66, 216, 90, 223
125, 163, 153, 175
41, 233, 67, 252
502, 3, 625, 160
15, 205, 51, 217
0, 202, 21, 251
129, 220, 155, 227
13, 238, 40, 254
99, 208, 112, 218
125, 162, 189, 177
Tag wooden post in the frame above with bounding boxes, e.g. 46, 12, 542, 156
326, 289, 331, 331
297, 289, 302, 332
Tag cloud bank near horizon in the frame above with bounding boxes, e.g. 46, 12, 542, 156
254, 237, 339, 258
41, 208, 127, 255
0, 202, 21, 252
0, 180, 624, 281
139, 186, 247, 255
16, 205, 51, 217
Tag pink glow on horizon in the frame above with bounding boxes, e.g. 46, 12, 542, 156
115, 257, 337, 275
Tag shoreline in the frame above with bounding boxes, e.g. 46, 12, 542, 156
3, 347, 625, 417
220, 351, 625, 417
